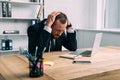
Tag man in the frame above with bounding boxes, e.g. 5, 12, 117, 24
27, 11, 77, 57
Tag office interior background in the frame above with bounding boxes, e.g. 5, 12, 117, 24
0, 0, 120, 52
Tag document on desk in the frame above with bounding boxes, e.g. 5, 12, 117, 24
59, 49, 85, 59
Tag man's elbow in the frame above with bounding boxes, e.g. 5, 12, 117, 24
69, 46, 77, 51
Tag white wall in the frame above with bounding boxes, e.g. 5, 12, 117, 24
105, 0, 119, 28
76, 29, 120, 48
44, 0, 97, 29
105, 0, 120, 28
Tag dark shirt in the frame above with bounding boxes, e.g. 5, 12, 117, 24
27, 19, 77, 56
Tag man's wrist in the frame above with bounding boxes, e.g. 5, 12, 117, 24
66, 23, 75, 33
67, 27, 75, 33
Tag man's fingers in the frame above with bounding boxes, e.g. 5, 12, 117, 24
50, 11, 61, 17
46, 11, 64, 27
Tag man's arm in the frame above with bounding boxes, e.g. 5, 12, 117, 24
62, 31, 77, 51
27, 21, 51, 56
27, 25, 38, 56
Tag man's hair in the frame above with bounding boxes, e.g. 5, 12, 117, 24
55, 13, 67, 24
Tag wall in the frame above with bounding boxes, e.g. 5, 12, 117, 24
76, 29, 120, 48
1, 0, 119, 51
44, 0, 97, 29
105, 0, 120, 28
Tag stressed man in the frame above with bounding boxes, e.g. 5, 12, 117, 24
27, 11, 77, 56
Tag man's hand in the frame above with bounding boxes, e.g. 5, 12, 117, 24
46, 11, 61, 27
60, 12, 71, 27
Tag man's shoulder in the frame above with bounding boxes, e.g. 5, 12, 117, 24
28, 19, 47, 31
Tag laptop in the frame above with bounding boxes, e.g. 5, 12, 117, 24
59, 33, 103, 59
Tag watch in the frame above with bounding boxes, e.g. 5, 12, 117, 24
67, 23, 72, 28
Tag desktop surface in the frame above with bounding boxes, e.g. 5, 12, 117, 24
0, 46, 120, 80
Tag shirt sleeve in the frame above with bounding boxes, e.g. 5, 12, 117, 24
67, 28, 75, 33
44, 26, 52, 33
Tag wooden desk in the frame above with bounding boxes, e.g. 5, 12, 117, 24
0, 46, 120, 80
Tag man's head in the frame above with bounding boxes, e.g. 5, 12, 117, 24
51, 13, 68, 39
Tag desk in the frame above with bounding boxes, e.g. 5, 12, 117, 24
0, 46, 120, 80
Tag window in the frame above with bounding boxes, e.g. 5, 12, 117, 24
97, 0, 120, 29
104, 0, 120, 29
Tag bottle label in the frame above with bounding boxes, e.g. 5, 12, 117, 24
1, 39, 6, 50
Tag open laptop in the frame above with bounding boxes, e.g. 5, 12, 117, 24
59, 33, 103, 59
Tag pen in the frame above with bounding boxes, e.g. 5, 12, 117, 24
72, 60, 91, 64
34, 46, 38, 59
43, 47, 46, 54
35, 47, 46, 64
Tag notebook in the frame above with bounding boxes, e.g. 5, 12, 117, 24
59, 33, 103, 59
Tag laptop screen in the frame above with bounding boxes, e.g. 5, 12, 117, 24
91, 33, 103, 55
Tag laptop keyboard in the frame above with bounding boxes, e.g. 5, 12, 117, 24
73, 49, 87, 55
80, 50, 92, 57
